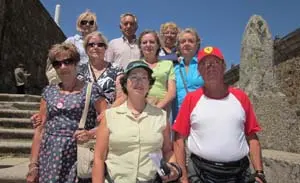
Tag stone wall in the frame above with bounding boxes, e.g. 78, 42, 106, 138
224, 65, 239, 85
274, 57, 300, 110
274, 28, 300, 65
0, 0, 66, 94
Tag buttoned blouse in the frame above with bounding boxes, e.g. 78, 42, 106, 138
105, 102, 167, 183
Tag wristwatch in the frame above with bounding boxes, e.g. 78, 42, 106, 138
255, 170, 267, 183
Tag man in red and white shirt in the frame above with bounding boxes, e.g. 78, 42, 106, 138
173, 47, 265, 183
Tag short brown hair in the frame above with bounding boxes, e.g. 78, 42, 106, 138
48, 43, 80, 64
138, 30, 161, 57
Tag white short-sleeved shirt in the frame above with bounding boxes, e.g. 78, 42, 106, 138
173, 87, 261, 162
105, 36, 141, 69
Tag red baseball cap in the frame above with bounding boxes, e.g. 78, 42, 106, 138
197, 46, 224, 63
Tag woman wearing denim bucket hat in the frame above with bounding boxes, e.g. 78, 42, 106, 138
93, 60, 181, 183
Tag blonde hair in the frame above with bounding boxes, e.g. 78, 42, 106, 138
76, 10, 98, 32
177, 28, 201, 51
160, 22, 180, 35
83, 31, 109, 53
48, 43, 80, 64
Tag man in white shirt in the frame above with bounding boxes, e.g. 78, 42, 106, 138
173, 47, 266, 183
14, 63, 31, 94
105, 13, 140, 69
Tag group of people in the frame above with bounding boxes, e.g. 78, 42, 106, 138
26, 10, 266, 183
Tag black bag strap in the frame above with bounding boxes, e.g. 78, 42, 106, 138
104, 162, 114, 183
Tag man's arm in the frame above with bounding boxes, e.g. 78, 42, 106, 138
173, 132, 188, 183
248, 133, 263, 171
248, 133, 266, 183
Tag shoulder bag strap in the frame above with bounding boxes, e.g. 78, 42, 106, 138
78, 82, 93, 129
178, 66, 189, 94
88, 63, 97, 83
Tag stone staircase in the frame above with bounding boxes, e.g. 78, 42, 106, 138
0, 94, 299, 183
0, 94, 40, 157
0, 93, 40, 182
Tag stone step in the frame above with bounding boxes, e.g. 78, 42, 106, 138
0, 93, 41, 102
0, 149, 297, 183
0, 101, 39, 110
262, 149, 300, 183
0, 157, 28, 183
0, 118, 32, 128
0, 128, 34, 139
0, 109, 38, 118
0, 139, 32, 155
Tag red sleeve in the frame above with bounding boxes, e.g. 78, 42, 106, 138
229, 87, 261, 136
172, 88, 203, 137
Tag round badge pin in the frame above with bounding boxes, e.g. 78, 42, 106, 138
57, 102, 64, 109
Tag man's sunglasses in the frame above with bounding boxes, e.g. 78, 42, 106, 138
52, 59, 75, 69
87, 42, 106, 48
80, 20, 95, 26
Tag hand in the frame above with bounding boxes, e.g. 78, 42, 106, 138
26, 163, 38, 183
73, 129, 91, 144
255, 176, 265, 183
180, 179, 189, 183
31, 113, 42, 128
160, 163, 180, 183
97, 112, 105, 123
156, 102, 164, 109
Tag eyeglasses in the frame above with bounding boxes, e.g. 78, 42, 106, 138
128, 75, 149, 83
80, 20, 95, 26
199, 60, 223, 67
52, 59, 75, 69
87, 42, 106, 48
163, 31, 177, 36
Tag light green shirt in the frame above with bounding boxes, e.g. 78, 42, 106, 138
105, 102, 167, 183
147, 60, 175, 100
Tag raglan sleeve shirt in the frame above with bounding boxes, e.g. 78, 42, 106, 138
229, 88, 261, 136
173, 87, 261, 137
172, 89, 203, 137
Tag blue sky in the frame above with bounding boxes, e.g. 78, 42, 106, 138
40, 0, 300, 67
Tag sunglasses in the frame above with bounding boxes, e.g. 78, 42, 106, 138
80, 20, 95, 26
52, 59, 75, 69
87, 42, 106, 48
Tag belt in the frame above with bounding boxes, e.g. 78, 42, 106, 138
191, 153, 248, 167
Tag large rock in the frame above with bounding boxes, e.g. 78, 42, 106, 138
239, 15, 300, 153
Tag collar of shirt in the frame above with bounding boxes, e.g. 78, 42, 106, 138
179, 56, 198, 66
116, 101, 149, 120
74, 34, 83, 41
122, 35, 137, 44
